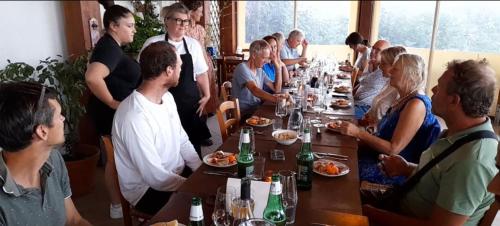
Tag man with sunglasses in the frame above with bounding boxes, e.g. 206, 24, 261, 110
140, 3, 212, 158
0, 82, 90, 225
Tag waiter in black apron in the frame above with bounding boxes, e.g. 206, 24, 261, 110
146, 3, 212, 157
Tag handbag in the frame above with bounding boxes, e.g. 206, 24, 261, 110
375, 130, 498, 211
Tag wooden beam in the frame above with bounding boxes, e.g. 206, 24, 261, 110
219, 1, 237, 55
62, 1, 102, 59
357, 0, 374, 44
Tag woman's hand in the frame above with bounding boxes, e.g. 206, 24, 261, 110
339, 121, 361, 138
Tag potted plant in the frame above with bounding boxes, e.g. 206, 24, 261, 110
0, 54, 100, 197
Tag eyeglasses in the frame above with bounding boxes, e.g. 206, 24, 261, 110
167, 17, 191, 26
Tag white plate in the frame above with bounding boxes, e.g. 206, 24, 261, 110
271, 129, 298, 145
324, 122, 341, 132
245, 117, 273, 127
313, 159, 350, 177
203, 152, 237, 168
331, 99, 352, 108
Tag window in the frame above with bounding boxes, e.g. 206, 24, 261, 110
377, 1, 435, 48
244, 1, 293, 43
436, 1, 500, 53
296, 1, 351, 45
238, 1, 358, 59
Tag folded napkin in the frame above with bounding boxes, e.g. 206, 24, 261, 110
227, 178, 271, 218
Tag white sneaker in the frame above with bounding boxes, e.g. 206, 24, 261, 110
110, 203, 123, 219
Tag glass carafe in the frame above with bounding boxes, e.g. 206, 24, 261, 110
287, 107, 303, 137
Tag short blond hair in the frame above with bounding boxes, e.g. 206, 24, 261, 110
249, 40, 270, 57
160, 3, 189, 23
381, 46, 407, 65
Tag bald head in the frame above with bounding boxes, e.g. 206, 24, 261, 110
370, 39, 390, 63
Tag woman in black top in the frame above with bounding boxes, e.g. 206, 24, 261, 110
84, 5, 141, 219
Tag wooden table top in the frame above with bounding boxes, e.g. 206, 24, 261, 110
149, 72, 364, 225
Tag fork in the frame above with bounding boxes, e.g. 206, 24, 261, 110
313, 152, 348, 161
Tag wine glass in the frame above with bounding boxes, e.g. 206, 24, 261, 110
213, 186, 236, 226
279, 170, 298, 225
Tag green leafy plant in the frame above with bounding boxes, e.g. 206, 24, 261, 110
0, 54, 88, 158
123, 0, 164, 54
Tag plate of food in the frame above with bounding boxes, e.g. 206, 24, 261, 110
334, 86, 351, 94
272, 129, 298, 145
325, 120, 342, 132
313, 159, 350, 177
337, 73, 351, 79
203, 150, 237, 168
331, 98, 351, 108
246, 116, 273, 127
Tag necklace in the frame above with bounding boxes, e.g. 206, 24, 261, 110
389, 90, 419, 113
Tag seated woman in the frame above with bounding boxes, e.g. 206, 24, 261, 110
341, 32, 371, 74
340, 53, 441, 185
360, 46, 406, 127
262, 35, 289, 94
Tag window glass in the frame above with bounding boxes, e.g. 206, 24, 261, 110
245, 1, 294, 43
436, 1, 500, 53
378, 1, 435, 48
296, 1, 351, 45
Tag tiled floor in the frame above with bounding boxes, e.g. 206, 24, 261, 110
73, 115, 222, 225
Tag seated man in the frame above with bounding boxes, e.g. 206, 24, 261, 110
353, 40, 390, 119
232, 39, 282, 118
364, 59, 498, 226
0, 82, 90, 225
112, 41, 202, 215
280, 29, 308, 73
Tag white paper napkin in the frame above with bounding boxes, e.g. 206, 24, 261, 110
492, 210, 500, 226
226, 178, 271, 218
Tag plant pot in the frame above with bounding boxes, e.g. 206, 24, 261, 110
65, 144, 100, 198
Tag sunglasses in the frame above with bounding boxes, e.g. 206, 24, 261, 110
167, 17, 191, 26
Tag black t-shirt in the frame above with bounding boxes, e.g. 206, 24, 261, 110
87, 34, 141, 135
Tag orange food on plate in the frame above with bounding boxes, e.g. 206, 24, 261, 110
248, 116, 270, 125
315, 161, 341, 175
208, 150, 236, 166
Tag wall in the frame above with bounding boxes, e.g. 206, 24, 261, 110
0, 1, 67, 68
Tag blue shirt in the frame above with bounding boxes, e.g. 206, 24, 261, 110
354, 68, 389, 106
280, 40, 301, 71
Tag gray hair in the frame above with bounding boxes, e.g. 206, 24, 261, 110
446, 59, 497, 117
393, 53, 427, 94
272, 32, 285, 46
249, 40, 270, 57
381, 46, 407, 65
288, 29, 304, 40
161, 3, 189, 23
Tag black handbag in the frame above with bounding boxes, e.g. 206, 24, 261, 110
375, 130, 498, 211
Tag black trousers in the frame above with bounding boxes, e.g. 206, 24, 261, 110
134, 167, 193, 215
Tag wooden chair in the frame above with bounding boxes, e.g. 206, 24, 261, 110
351, 66, 360, 87
220, 53, 244, 82
220, 81, 232, 101
216, 99, 241, 142
101, 136, 152, 226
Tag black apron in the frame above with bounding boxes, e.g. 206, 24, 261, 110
166, 35, 211, 156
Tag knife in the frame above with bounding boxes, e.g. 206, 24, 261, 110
203, 171, 237, 177
314, 152, 348, 159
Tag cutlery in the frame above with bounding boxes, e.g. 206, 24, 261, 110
313, 152, 347, 161
254, 131, 264, 135
311, 223, 336, 226
203, 171, 237, 177
313, 152, 348, 159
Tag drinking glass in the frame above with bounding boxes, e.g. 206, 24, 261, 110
275, 95, 287, 129
250, 156, 266, 181
238, 126, 255, 154
287, 107, 303, 135
278, 170, 298, 225
238, 219, 276, 226
213, 186, 236, 226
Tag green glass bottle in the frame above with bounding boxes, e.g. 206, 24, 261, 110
296, 128, 314, 190
238, 129, 254, 178
263, 174, 286, 226
189, 197, 204, 226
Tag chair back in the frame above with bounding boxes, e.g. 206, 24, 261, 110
101, 136, 152, 226
216, 99, 241, 142
221, 53, 244, 82
351, 67, 359, 87
220, 81, 232, 102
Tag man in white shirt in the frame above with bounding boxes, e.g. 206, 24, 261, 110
280, 29, 308, 72
112, 41, 202, 215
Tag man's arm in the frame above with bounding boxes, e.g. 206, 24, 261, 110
196, 72, 210, 116
246, 81, 277, 103
282, 58, 306, 66
363, 204, 468, 226
65, 198, 92, 226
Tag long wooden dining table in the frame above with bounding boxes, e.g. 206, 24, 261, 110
149, 74, 368, 225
